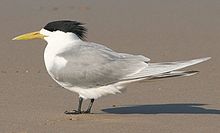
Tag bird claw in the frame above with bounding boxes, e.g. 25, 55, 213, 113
82, 110, 92, 114
64, 109, 92, 114
64, 110, 82, 114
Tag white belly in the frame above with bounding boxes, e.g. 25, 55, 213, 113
43, 47, 129, 99
43, 43, 142, 99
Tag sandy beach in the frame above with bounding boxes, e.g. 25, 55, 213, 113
0, 0, 220, 132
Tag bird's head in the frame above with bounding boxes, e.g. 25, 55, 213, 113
13, 20, 87, 42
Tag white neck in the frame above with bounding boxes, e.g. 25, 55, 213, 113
41, 29, 83, 71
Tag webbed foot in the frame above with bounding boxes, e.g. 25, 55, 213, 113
64, 110, 82, 114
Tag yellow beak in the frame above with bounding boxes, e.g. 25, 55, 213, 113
12, 31, 46, 40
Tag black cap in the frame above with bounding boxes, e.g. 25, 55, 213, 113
44, 20, 87, 40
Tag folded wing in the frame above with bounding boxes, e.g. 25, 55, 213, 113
124, 57, 211, 80
55, 42, 210, 88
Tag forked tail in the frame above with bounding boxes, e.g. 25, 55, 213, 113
148, 70, 198, 80
125, 57, 211, 80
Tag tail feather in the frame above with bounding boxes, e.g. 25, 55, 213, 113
125, 57, 211, 80
148, 70, 199, 80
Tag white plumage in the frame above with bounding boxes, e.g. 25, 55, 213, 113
40, 29, 210, 100
13, 20, 210, 114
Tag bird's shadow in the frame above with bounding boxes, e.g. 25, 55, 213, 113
102, 103, 220, 114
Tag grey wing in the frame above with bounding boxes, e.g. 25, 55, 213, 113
90, 42, 151, 62
55, 44, 149, 88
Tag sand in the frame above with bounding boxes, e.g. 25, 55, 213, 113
0, 0, 220, 132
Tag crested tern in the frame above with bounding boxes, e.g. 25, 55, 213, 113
13, 20, 211, 114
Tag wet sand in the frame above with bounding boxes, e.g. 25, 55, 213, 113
0, 0, 220, 132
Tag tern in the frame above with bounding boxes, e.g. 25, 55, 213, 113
13, 20, 210, 114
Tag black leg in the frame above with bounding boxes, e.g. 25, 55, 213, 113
83, 99, 95, 114
64, 97, 83, 114
77, 97, 83, 112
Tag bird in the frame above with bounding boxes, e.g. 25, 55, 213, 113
13, 20, 211, 114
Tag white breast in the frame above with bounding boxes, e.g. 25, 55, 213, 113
44, 44, 69, 77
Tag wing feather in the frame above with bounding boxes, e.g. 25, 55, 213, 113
52, 41, 210, 88
53, 43, 149, 87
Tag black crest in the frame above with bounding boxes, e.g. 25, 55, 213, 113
44, 20, 87, 40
